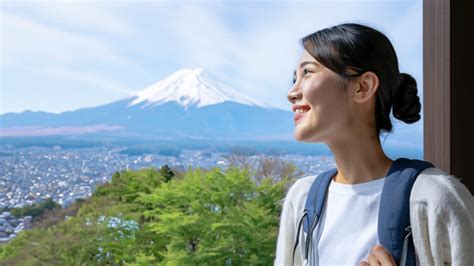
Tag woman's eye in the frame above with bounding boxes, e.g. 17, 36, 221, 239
292, 69, 312, 84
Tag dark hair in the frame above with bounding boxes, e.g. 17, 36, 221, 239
301, 23, 421, 137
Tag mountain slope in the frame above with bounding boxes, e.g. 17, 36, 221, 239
128, 68, 272, 110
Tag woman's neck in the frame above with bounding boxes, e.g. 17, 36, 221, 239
327, 134, 393, 185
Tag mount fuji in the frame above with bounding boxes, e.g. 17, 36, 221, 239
128, 68, 272, 110
0, 68, 295, 141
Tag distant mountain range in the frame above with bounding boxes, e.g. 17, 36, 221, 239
0, 68, 295, 141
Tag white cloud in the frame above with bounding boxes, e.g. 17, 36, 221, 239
40, 68, 135, 95
1, 13, 133, 68
19, 2, 133, 36
169, 5, 242, 70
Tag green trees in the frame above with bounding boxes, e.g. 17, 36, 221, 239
0, 161, 296, 265
159, 165, 174, 183
10, 197, 60, 219
138, 166, 288, 265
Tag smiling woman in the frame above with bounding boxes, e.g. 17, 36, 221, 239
274, 23, 474, 266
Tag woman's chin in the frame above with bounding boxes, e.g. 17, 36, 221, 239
293, 128, 310, 142
293, 125, 321, 143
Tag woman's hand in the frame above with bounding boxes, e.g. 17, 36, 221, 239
359, 245, 397, 266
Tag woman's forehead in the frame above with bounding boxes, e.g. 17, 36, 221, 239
297, 51, 321, 67
294, 51, 322, 74
299, 50, 315, 61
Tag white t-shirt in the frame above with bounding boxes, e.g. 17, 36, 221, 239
310, 176, 386, 266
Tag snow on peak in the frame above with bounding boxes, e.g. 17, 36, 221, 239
127, 68, 272, 109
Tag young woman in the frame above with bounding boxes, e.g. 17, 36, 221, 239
275, 23, 474, 266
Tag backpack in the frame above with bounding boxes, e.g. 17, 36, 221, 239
292, 157, 434, 266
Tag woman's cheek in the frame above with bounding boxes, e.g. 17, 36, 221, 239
302, 82, 321, 105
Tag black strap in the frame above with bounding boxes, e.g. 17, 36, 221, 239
292, 209, 307, 265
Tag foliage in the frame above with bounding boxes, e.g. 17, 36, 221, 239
10, 197, 60, 220
138, 166, 288, 265
0, 159, 296, 265
159, 164, 174, 183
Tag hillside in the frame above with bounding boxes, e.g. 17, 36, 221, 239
0, 159, 299, 265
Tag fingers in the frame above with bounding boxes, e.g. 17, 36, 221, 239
360, 245, 396, 266
371, 245, 396, 266
368, 253, 381, 266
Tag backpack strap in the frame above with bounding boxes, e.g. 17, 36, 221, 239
378, 157, 434, 266
302, 168, 337, 260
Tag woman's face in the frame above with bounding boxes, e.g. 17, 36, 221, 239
288, 49, 353, 144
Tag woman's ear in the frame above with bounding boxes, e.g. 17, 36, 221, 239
353, 71, 379, 104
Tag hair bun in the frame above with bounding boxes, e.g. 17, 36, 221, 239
392, 73, 421, 123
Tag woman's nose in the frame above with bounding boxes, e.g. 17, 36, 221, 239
287, 86, 302, 103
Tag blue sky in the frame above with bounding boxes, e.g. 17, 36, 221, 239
0, 0, 423, 148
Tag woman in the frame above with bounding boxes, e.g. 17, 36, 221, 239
275, 23, 474, 266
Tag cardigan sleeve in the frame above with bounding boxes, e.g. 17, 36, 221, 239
410, 168, 474, 266
274, 178, 308, 266
274, 193, 296, 266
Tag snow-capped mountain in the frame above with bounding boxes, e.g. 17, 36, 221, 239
0, 68, 294, 140
128, 68, 272, 110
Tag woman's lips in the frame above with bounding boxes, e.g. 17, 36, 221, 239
294, 112, 306, 123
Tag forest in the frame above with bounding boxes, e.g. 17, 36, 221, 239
0, 157, 302, 265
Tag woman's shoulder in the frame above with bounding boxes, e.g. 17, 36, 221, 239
284, 174, 318, 212
410, 168, 474, 265
411, 167, 474, 211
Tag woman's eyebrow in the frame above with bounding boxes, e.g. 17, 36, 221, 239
298, 61, 319, 69
293, 61, 319, 77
